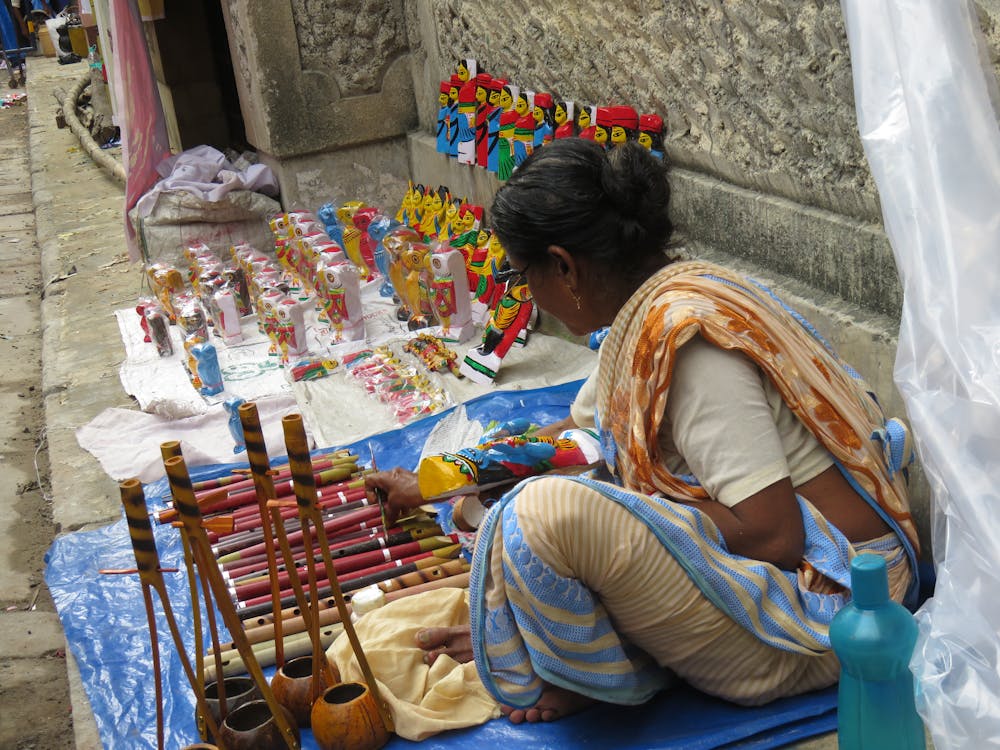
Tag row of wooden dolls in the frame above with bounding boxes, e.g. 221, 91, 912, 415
436, 57, 665, 180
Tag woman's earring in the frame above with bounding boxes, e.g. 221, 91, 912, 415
571, 288, 582, 310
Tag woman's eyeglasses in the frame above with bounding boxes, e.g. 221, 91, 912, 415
495, 262, 531, 291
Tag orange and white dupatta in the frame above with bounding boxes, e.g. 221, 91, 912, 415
596, 260, 920, 566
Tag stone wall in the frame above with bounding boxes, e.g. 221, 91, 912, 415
219, 0, 419, 209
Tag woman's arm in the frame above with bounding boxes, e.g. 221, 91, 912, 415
665, 336, 807, 570
679, 479, 805, 570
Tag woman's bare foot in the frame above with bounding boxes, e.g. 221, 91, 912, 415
415, 625, 473, 665
501, 684, 597, 723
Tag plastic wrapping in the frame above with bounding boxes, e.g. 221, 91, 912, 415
840, 1, 1000, 747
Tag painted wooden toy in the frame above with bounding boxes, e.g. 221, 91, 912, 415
459, 268, 534, 384
224, 396, 247, 453
593, 106, 612, 148
212, 287, 244, 345
146, 263, 185, 322
351, 206, 380, 275
456, 57, 477, 83
316, 261, 365, 343
497, 109, 520, 181
339, 201, 376, 280
383, 225, 422, 321
429, 247, 475, 342
435, 81, 451, 154
554, 99, 576, 139
576, 103, 597, 141
513, 114, 535, 167
144, 303, 173, 357
485, 78, 507, 172
317, 201, 346, 247
532, 92, 555, 147
366, 213, 403, 298
446, 74, 463, 158
275, 297, 309, 362
400, 241, 434, 331
474, 73, 494, 169
455, 80, 478, 166
609, 105, 639, 146
416, 428, 601, 500
191, 342, 224, 396
639, 113, 665, 158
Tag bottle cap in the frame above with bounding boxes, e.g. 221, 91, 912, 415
351, 585, 386, 616
850, 553, 890, 609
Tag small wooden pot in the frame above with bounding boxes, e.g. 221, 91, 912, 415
219, 699, 300, 750
196, 676, 262, 741
311, 682, 389, 750
271, 654, 338, 726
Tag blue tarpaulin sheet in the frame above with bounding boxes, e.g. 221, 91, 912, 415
45, 382, 836, 748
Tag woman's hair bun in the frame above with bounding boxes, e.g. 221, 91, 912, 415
600, 142, 670, 222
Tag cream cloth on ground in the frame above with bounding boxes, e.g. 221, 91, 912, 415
327, 587, 501, 741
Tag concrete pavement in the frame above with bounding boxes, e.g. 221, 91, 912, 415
11, 54, 849, 749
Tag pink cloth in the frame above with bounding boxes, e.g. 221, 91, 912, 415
109, 0, 171, 261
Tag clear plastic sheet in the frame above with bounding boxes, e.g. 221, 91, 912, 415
46, 381, 844, 749
840, 1, 1000, 746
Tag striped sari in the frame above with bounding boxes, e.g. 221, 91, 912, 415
469, 261, 919, 708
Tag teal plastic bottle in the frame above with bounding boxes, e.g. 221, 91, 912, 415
830, 553, 925, 749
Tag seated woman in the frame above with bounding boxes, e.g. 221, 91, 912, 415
366, 138, 920, 725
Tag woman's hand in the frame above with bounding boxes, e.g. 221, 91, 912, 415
364, 468, 425, 526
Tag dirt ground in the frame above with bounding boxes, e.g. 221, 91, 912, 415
0, 102, 75, 749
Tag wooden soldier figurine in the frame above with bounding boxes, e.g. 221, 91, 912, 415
513, 114, 535, 167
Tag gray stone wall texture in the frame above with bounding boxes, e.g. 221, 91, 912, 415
413, 0, 1000, 222
292, 0, 409, 96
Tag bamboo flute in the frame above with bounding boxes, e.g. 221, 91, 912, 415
213, 505, 384, 561
238, 557, 471, 630
189, 448, 355, 491
222, 485, 368, 525
283, 413, 395, 733
117, 478, 223, 750
223, 568, 473, 650
164, 454, 299, 750
223, 527, 444, 581
236, 401, 288, 671
235, 548, 462, 621
159, 458, 362, 524
223, 488, 369, 534
230, 535, 459, 599
236, 545, 463, 611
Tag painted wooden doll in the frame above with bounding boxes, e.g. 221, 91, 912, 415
447, 74, 463, 158
609, 105, 639, 146
474, 73, 494, 169
497, 109, 520, 182
456, 80, 478, 166
577, 103, 598, 141
429, 247, 475, 343
436, 81, 452, 153
639, 113, 665, 158
459, 270, 534, 384
554, 99, 576, 139
485, 78, 507, 172
456, 57, 476, 83
593, 106, 612, 148
316, 260, 364, 342
532, 92, 555, 147
513, 114, 535, 167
